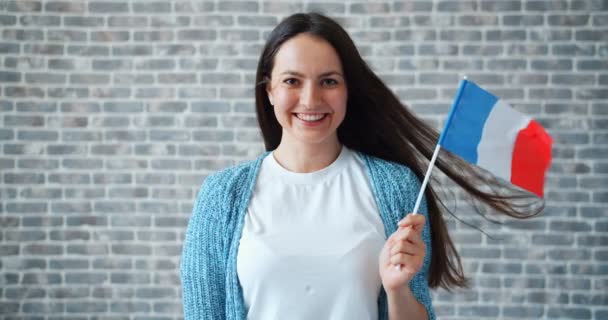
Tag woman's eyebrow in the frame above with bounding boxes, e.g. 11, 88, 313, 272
279, 70, 344, 78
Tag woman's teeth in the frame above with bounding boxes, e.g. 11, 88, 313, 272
295, 113, 326, 122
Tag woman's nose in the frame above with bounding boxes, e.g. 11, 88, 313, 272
300, 83, 321, 109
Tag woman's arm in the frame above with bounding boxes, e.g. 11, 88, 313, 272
180, 177, 227, 319
379, 213, 434, 320
387, 286, 428, 320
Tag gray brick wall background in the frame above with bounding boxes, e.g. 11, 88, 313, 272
0, 0, 606, 319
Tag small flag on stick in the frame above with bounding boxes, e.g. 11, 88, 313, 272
410, 78, 553, 215
398, 78, 552, 271
439, 79, 553, 198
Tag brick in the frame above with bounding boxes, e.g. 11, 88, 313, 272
95, 230, 134, 242
578, 59, 608, 70
133, 1, 171, 12
551, 74, 594, 85
0, 71, 20, 82
4, 173, 45, 185
111, 301, 151, 313
48, 87, 89, 98
154, 217, 188, 228
62, 158, 102, 169
108, 187, 148, 198
89, 1, 128, 13
306, 2, 345, 13
67, 244, 108, 255
487, 59, 526, 70
576, 30, 608, 41
458, 306, 499, 317
5, 230, 45, 241
22, 302, 63, 313
108, 16, 147, 28
547, 307, 591, 319
504, 277, 546, 289
578, 147, 608, 159
110, 273, 151, 284
593, 14, 608, 26
22, 216, 62, 227
553, 44, 595, 56
49, 259, 88, 270
93, 257, 133, 269
66, 215, 107, 227
111, 215, 151, 227
0, 245, 19, 256
0, 43, 20, 54
5, 86, 45, 98
549, 14, 590, 26
112, 244, 152, 255
481, 1, 521, 11
350, 2, 390, 14
0, 15, 17, 25
64, 187, 104, 199
64, 16, 104, 27
47, 287, 88, 298
45, 1, 84, 12
528, 291, 569, 304
571, 0, 608, 10
532, 234, 575, 246
531, 59, 573, 70
530, 88, 572, 99
503, 306, 544, 317
23, 244, 62, 255
5, 287, 45, 299
106, 159, 147, 169
50, 230, 90, 241
178, 29, 216, 41
135, 259, 176, 271
594, 191, 608, 203
486, 30, 526, 41
549, 248, 592, 260
67, 44, 109, 56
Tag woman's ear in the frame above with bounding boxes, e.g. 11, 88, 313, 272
265, 78, 274, 106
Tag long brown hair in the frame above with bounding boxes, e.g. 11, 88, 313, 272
254, 12, 543, 290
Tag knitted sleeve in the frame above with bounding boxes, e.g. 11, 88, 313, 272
362, 154, 436, 320
404, 173, 436, 320
180, 174, 227, 319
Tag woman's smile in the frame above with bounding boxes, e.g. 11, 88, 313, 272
293, 112, 330, 125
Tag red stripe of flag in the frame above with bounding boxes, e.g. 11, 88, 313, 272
510, 120, 553, 197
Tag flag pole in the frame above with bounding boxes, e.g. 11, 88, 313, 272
412, 76, 468, 216
395, 76, 468, 271
411, 144, 441, 215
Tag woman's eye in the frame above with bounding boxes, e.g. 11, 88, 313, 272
283, 78, 299, 85
322, 79, 338, 86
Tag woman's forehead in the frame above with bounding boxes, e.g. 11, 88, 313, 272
271, 33, 343, 75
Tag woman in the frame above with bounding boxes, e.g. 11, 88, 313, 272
180, 12, 540, 320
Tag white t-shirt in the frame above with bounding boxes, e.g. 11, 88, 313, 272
237, 147, 387, 320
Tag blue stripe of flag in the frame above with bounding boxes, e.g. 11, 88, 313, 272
440, 80, 498, 164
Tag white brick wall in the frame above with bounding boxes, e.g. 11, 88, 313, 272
1, 0, 607, 319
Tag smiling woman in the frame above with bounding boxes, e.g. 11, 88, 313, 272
180, 12, 543, 320
265, 33, 347, 172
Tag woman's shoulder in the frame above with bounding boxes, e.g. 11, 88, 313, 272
356, 151, 421, 184
195, 152, 268, 201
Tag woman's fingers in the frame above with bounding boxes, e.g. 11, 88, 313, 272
398, 213, 425, 231
394, 225, 422, 243
390, 239, 422, 256
390, 253, 423, 269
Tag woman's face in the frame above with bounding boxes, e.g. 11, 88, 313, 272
266, 33, 347, 148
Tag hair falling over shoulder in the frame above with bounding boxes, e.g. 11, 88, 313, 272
254, 12, 544, 290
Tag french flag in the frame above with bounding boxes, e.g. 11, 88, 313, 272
439, 79, 553, 197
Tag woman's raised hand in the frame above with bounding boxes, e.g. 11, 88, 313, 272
378, 213, 426, 292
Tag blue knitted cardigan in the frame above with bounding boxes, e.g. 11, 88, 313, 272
180, 151, 436, 320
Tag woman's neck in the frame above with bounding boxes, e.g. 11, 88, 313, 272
273, 136, 342, 173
